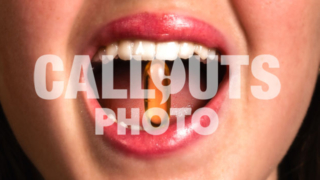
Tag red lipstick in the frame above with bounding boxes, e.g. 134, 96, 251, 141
84, 13, 230, 157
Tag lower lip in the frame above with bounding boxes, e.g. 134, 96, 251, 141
85, 76, 229, 157
84, 13, 231, 157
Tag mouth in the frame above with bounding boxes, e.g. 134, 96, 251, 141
83, 12, 231, 157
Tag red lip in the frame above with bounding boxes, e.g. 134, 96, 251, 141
84, 13, 230, 157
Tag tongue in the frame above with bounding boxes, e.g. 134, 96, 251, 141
95, 60, 209, 125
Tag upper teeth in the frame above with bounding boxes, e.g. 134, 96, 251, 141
93, 40, 217, 62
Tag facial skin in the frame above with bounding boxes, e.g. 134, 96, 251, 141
0, 0, 319, 179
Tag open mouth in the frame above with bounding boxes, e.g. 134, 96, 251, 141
83, 13, 231, 157
91, 41, 226, 128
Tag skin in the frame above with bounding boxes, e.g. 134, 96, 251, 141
0, 0, 320, 179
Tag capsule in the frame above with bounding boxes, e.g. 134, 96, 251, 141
143, 60, 171, 127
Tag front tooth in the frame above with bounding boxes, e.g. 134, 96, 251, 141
133, 41, 156, 60
118, 40, 133, 60
156, 42, 180, 60
106, 43, 118, 58
179, 42, 195, 59
194, 45, 209, 60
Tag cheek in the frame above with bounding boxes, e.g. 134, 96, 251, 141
229, 0, 320, 170
0, 0, 84, 63
0, 0, 84, 101
231, 0, 320, 51
230, 0, 320, 107
230, 0, 320, 100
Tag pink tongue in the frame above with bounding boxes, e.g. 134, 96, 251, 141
97, 62, 208, 122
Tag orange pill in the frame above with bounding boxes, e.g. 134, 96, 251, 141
143, 60, 171, 127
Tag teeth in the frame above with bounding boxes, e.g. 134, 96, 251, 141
179, 42, 195, 59
106, 113, 144, 130
133, 41, 156, 60
207, 49, 217, 62
130, 125, 143, 131
106, 43, 118, 57
93, 40, 218, 62
107, 113, 117, 123
156, 42, 180, 60
119, 121, 128, 128
92, 47, 106, 62
194, 45, 209, 60
118, 40, 133, 60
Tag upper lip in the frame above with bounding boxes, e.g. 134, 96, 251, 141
86, 12, 233, 57
84, 12, 230, 157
